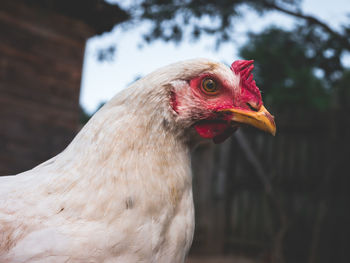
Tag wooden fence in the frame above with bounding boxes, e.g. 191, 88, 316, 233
190, 112, 350, 263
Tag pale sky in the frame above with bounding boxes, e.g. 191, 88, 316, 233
80, 0, 350, 113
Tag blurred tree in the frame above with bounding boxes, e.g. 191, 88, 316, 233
116, 0, 349, 57
239, 27, 330, 114
110, 0, 350, 110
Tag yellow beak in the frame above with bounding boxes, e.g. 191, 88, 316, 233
220, 105, 276, 136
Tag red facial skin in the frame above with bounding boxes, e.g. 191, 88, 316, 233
173, 60, 263, 144
190, 73, 237, 143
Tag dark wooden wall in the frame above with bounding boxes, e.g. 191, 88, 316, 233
190, 113, 350, 263
0, 1, 93, 175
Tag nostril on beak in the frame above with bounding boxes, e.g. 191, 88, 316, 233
246, 102, 259, 112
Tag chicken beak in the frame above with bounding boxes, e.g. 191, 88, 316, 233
220, 105, 276, 136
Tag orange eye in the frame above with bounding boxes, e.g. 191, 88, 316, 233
202, 78, 219, 95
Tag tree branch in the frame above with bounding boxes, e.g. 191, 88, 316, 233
264, 1, 348, 45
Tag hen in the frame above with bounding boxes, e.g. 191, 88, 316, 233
0, 59, 275, 262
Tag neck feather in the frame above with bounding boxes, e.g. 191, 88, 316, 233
51, 79, 191, 183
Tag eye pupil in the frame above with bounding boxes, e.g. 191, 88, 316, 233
206, 80, 214, 90
202, 78, 218, 94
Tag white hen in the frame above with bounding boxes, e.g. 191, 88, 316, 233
0, 59, 275, 263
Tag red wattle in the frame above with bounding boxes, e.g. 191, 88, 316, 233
194, 122, 237, 144
194, 122, 229, 139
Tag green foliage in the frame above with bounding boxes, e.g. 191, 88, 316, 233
239, 28, 331, 114
132, 0, 302, 45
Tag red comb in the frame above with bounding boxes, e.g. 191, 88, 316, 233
230, 60, 261, 101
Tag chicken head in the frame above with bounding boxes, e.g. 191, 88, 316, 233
170, 59, 276, 143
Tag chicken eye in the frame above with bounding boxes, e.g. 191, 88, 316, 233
201, 78, 219, 95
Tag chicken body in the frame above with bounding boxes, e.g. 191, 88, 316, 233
0, 59, 275, 262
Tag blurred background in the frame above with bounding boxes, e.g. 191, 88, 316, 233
1, 0, 349, 262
